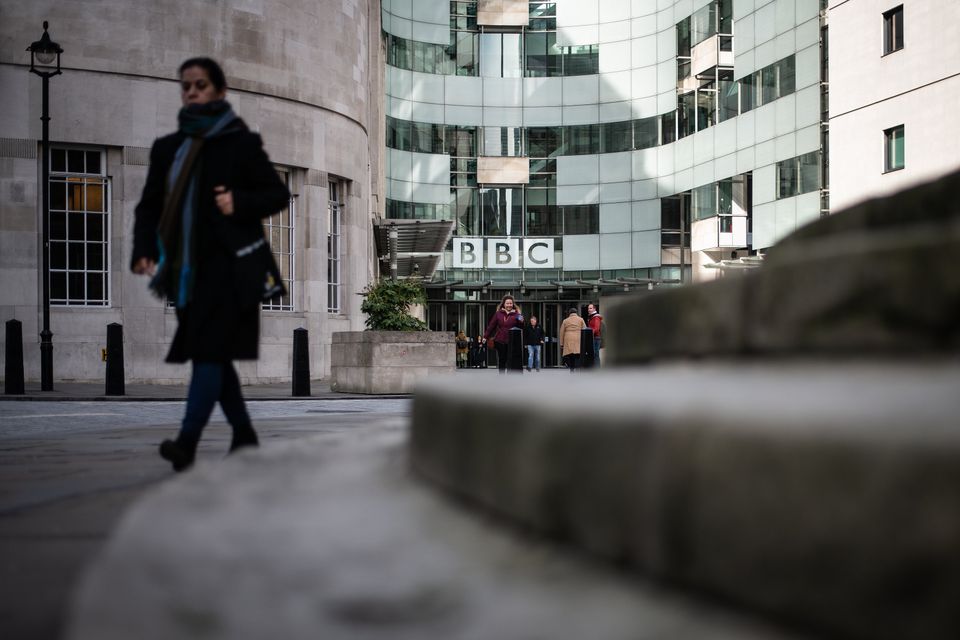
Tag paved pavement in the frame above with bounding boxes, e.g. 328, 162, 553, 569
0, 396, 411, 640
0, 367, 564, 402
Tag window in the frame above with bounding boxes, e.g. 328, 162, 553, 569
526, 127, 562, 157
48, 147, 109, 306
479, 187, 523, 236
483, 127, 523, 156
776, 152, 821, 198
562, 204, 599, 235
883, 6, 904, 55
692, 183, 717, 221
884, 125, 905, 172
524, 31, 561, 77
481, 33, 522, 78
327, 181, 343, 313
600, 120, 632, 154
263, 169, 295, 311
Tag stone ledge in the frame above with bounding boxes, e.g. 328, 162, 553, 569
67, 427, 805, 640
409, 363, 960, 640
332, 330, 454, 344
607, 169, 960, 364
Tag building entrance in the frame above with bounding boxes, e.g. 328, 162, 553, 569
427, 300, 571, 368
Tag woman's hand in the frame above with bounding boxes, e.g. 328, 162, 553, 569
133, 257, 156, 276
214, 185, 234, 215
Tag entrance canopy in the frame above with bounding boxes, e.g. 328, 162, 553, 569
372, 219, 454, 279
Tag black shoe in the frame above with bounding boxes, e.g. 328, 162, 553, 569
229, 425, 259, 454
159, 439, 195, 472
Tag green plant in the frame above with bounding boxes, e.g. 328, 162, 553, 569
360, 279, 428, 331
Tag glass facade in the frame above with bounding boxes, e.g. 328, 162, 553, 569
383, 0, 826, 291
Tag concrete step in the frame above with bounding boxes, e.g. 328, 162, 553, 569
607, 169, 960, 364
67, 423, 808, 640
410, 363, 960, 640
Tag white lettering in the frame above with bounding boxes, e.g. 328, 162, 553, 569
452, 238, 555, 268
452, 238, 479, 268
487, 238, 520, 269
523, 238, 554, 267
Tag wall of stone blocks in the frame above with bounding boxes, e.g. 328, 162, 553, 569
0, 0, 381, 384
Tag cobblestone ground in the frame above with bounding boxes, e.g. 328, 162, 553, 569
0, 399, 410, 640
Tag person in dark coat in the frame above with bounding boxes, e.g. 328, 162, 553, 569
523, 315, 545, 371
484, 294, 524, 373
131, 57, 290, 471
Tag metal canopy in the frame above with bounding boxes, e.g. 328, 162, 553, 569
372, 219, 454, 280
373, 219, 454, 257
377, 254, 441, 279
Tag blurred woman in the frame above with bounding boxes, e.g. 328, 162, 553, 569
455, 330, 469, 368
559, 307, 587, 372
131, 57, 290, 471
484, 294, 524, 373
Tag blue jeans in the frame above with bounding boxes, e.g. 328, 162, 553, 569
526, 345, 541, 370
593, 337, 601, 367
179, 361, 251, 444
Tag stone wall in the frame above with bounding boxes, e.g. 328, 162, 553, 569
0, 0, 382, 383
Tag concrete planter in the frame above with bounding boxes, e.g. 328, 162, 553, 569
330, 331, 454, 394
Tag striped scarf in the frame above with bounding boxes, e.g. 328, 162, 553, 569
150, 101, 239, 308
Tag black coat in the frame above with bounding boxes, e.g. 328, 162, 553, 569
132, 124, 290, 363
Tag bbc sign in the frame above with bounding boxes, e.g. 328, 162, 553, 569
453, 238, 555, 269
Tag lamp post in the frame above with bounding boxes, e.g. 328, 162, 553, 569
27, 21, 63, 391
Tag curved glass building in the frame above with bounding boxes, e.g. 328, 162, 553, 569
382, 0, 825, 343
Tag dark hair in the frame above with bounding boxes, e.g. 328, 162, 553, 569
567, 308, 579, 315
179, 57, 227, 91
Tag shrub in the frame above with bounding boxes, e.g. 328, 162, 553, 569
360, 279, 428, 331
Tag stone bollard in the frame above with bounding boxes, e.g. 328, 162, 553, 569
507, 327, 524, 371
105, 323, 125, 396
580, 326, 595, 369
5, 319, 24, 395
292, 327, 310, 397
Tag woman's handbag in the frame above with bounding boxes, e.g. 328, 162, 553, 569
233, 236, 286, 307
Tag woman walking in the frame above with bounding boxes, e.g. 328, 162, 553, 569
131, 57, 290, 471
559, 307, 587, 372
484, 294, 524, 373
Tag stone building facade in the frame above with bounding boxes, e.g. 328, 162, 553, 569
0, 0, 383, 383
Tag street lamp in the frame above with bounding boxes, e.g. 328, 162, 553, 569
27, 21, 63, 391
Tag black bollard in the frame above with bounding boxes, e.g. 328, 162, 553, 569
580, 326, 595, 369
507, 327, 524, 371
105, 323, 125, 396
292, 327, 310, 396
5, 320, 25, 395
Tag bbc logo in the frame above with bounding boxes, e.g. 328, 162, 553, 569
452, 238, 555, 269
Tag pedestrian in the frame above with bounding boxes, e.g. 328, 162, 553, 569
559, 307, 586, 372
131, 57, 291, 471
475, 334, 488, 368
484, 294, 524, 373
586, 302, 603, 367
524, 315, 545, 371
455, 330, 469, 368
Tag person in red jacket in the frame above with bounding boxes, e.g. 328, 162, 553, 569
587, 302, 602, 367
484, 294, 524, 373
